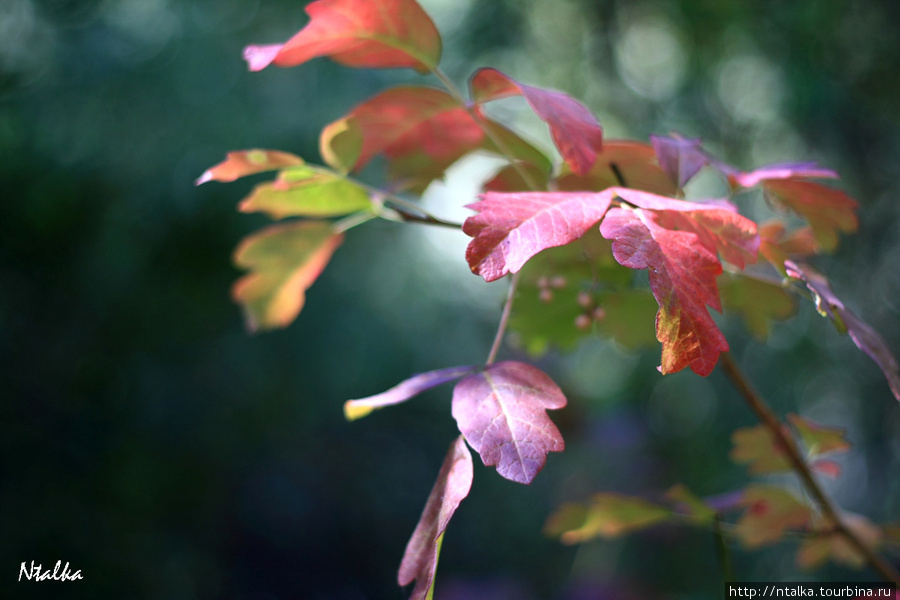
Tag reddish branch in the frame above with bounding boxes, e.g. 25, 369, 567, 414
718, 352, 900, 584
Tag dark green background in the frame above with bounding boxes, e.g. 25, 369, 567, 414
2, 1, 899, 598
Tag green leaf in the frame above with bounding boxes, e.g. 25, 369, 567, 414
730, 424, 792, 475
319, 117, 362, 175
232, 221, 343, 331
787, 413, 852, 457
544, 492, 671, 544
718, 272, 795, 341
796, 513, 881, 571
664, 484, 716, 525
733, 485, 812, 548
238, 166, 372, 219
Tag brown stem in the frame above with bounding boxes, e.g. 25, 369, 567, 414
718, 352, 900, 584
485, 272, 520, 365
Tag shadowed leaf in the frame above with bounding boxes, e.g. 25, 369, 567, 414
452, 362, 566, 484
239, 166, 372, 219
650, 133, 708, 189
243, 0, 441, 73
463, 190, 614, 282
471, 68, 603, 175
727, 161, 838, 189
786, 261, 900, 402
232, 221, 342, 331
718, 272, 795, 341
730, 424, 792, 475
544, 493, 671, 544
557, 140, 676, 195
758, 221, 818, 273
733, 485, 812, 548
398, 436, 473, 600
787, 414, 852, 457
343, 366, 477, 420
764, 180, 858, 252
665, 485, 716, 525
796, 513, 881, 571
195, 150, 304, 185
319, 117, 362, 174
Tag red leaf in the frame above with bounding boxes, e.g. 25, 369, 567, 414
785, 261, 900, 402
557, 140, 676, 195
764, 180, 858, 252
243, 0, 442, 74
232, 221, 342, 331
470, 68, 603, 175
650, 133, 708, 189
398, 436, 473, 600
463, 190, 615, 282
600, 206, 728, 375
451, 362, 566, 484
195, 150, 304, 185
343, 366, 477, 420
321, 86, 549, 192
728, 161, 838, 189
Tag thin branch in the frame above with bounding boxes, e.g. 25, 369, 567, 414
718, 352, 900, 584
486, 272, 521, 365
385, 204, 463, 229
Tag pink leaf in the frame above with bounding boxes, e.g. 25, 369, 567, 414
650, 133, 708, 189
463, 190, 615, 282
728, 161, 839, 189
343, 366, 477, 420
195, 150, 304, 185
786, 261, 900, 402
398, 436, 473, 599
243, 0, 442, 74
451, 361, 566, 484
600, 206, 728, 375
470, 68, 603, 175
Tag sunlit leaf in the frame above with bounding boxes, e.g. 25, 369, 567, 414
398, 436, 473, 600
718, 272, 795, 341
730, 424, 792, 475
786, 261, 900, 402
343, 366, 477, 421
232, 221, 342, 331
557, 140, 676, 195
452, 361, 566, 484
470, 68, 603, 175
243, 0, 442, 74
544, 492, 671, 544
463, 190, 614, 282
763, 180, 858, 252
195, 149, 304, 185
727, 161, 838, 189
650, 133, 708, 190
319, 117, 362, 174
758, 220, 818, 273
733, 485, 812, 548
787, 414, 851, 457
239, 166, 372, 219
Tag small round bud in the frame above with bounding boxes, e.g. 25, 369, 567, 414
536, 276, 549, 289
539, 288, 554, 303
549, 275, 567, 289
577, 291, 593, 308
575, 313, 592, 330
593, 307, 607, 321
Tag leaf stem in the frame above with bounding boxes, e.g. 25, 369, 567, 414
486, 272, 521, 365
433, 67, 543, 192
718, 352, 900, 584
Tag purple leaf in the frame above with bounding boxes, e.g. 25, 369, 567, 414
451, 361, 566, 484
463, 190, 615, 282
398, 436, 473, 599
785, 261, 900, 402
650, 133, 708, 189
344, 366, 477, 420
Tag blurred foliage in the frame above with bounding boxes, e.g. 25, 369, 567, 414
1, 0, 899, 598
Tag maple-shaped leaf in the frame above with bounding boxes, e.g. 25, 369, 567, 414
463, 190, 614, 282
599, 206, 728, 376
763, 180, 858, 252
556, 140, 676, 195
718, 272, 795, 341
664, 485, 716, 525
758, 220, 818, 273
398, 436, 473, 600
470, 68, 603, 176
787, 413, 852, 457
482, 162, 550, 193
786, 261, 900, 402
238, 166, 372, 219
232, 221, 342, 331
733, 485, 812, 548
343, 366, 477, 421
544, 493, 671, 544
195, 150, 305, 185
243, 0, 441, 74
451, 361, 566, 484
650, 133, 708, 190
320, 86, 550, 193
796, 513, 882, 571
726, 161, 838, 189
730, 424, 792, 475
508, 229, 657, 354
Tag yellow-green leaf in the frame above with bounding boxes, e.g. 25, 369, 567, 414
787, 413, 851, 457
232, 221, 343, 331
730, 424, 792, 475
718, 272, 795, 341
544, 492, 671, 544
239, 166, 372, 219
733, 485, 811, 548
